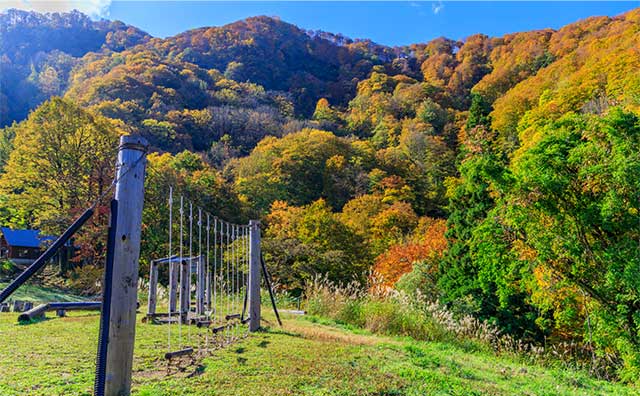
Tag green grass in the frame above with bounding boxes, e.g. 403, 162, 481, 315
0, 308, 639, 396
0, 282, 87, 302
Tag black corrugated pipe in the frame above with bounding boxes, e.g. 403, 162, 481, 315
94, 199, 118, 396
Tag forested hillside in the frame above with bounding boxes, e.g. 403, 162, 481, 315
0, 9, 150, 126
2, 7, 640, 381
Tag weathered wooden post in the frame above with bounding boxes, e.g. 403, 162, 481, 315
169, 259, 179, 313
196, 254, 205, 315
103, 135, 148, 396
146, 260, 158, 317
179, 258, 190, 323
248, 220, 261, 332
196, 209, 205, 316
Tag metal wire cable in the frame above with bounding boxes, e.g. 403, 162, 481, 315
90, 147, 148, 211
178, 195, 183, 349
167, 187, 173, 352
188, 202, 193, 345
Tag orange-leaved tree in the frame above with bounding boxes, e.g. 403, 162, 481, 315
372, 218, 447, 289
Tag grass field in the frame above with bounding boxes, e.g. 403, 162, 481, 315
0, 308, 638, 396
0, 282, 87, 302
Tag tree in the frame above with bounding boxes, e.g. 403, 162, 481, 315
438, 123, 513, 323
505, 109, 640, 379
234, 129, 362, 212
373, 218, 447, 290
0, 97, 121, 232
312, 98, 339, 124
140, 150, 246, 283
0, 97, 121, 277
466, 91, 492, 130
263, 199, 369, 290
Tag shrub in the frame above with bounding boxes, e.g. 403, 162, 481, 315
304, 275, 621, 380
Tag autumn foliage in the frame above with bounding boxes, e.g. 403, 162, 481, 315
373, 218, 447, 288
5, 6, 640, 380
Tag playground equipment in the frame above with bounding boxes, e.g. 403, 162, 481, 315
0, 135, 277, 395
0, 136, 149, 396
143, 187, 265, 363
18, 301, 101, 322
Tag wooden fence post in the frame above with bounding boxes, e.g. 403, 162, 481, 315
169, 260, 179, 313
197, 254, 205, 315
103, 135, 148, 396
180, 258, 190, 323
248, 220, 261, 332
146, 260, 158, 316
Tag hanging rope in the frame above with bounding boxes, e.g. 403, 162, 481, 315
178, 195, 184, 349
206, 213, 210, 314
154, 187, 255, 363
167, 187, 173, 353
188, 202, 193, 344
214, 217, 219, 324
225, 223, 232, 344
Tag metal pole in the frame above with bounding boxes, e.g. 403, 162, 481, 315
248, 220, 261, 332
261, 253, 282, 327
103, 135, 148, 396
0, 207, 94, 304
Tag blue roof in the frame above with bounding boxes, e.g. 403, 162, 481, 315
1, 227, 56, 248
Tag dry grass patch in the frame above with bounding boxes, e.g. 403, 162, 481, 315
280, 318, 384, 346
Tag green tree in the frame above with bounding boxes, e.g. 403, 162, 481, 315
263, 199, 369, 290
466, 91, 492, 130
141, 151, 246, 279
439, 123, 516, 325
0, 97, 121, 232
234, 129, 361, 212
505, 109, 640, 379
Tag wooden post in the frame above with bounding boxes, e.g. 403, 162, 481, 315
248, 220, 261, 332
179, 259, 190, 324
196, 255, 205, 315
205, 261, 211, 312
103, 135, 148, 396
196, 209, 204, 316
146, 260, 158, 316
169, 259, 179, 313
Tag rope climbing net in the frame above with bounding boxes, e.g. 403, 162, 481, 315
146, 186, 252, 367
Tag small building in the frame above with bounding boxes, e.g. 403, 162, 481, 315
0, 227, 71, 267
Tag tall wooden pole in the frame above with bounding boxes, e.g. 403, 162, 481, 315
169, 261, 179, 313
146, 260, 158, 316
248, 220, 261, 332
104, 135, 148, 396
180, 259, 190, 323
168, 187, 178, 314
196, 208, 204, 316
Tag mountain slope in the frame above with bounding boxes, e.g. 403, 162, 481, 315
151, 16, 395, 115
0, 9, 151, 126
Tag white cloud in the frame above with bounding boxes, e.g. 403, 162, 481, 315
409, 1, 427, 17
0, 0, 112, 19
432, 1, 444, 15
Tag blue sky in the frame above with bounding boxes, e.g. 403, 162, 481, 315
3, 1, 640, 45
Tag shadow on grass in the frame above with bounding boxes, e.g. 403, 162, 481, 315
17, 316, 50, 326
187, 364, 207, 378
262, 327, 303, 338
